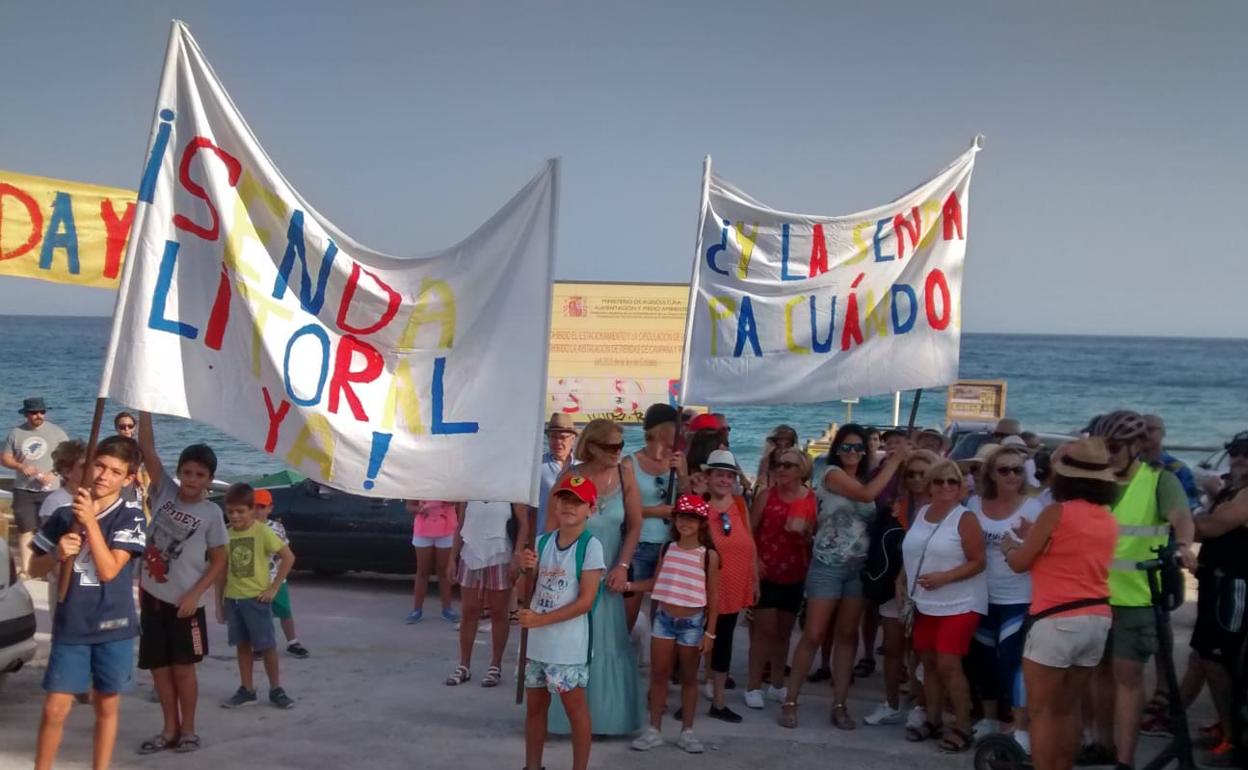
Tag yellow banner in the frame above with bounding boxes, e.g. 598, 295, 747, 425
547, 282, 688, 424
0, 170, 136, 288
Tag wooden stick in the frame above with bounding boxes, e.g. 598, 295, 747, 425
58, 397, 108, 603
515, 567, 533, 705
906, 389, 924, 433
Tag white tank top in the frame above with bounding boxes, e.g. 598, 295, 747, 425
969, 495, 1044, 605
902, 504, 988, 617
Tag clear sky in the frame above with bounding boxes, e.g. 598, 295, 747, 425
1, 1, 1243, 337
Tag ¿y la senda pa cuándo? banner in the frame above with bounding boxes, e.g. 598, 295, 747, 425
100, 22, 558, 503
679, 140, 980, 406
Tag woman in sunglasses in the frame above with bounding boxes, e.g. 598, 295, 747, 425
754, 425, 799, 492
701, 449, 759, 723
744, 448, 815, 711
545, 419, 644, 737
625, 404, 690, 632
901, 459, 987, 753
779, 424, 906, 730
967, 445, 1044, 751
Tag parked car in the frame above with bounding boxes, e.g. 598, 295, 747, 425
948, 429, 1074, 463
265, 480, 415, 576
0, 539, 37, 689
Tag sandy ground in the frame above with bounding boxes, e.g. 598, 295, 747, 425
0, 573, 1215, 770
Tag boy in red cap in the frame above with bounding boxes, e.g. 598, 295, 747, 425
253, 488, 308, 659
518, 474, 605, 770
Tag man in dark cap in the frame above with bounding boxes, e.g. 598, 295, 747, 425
2, 397, 69, 577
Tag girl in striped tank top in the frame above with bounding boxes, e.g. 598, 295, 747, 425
627, 495, 721, 754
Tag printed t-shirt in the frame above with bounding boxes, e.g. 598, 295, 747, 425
527, 532, 606, 665
266, 518, 290, 580
412, 500, 458, 540
141, 473, 229, 606
969, 495, 1044, 604
460, 501, 514, 569
756, 488, 816, 584
5, 421, 68, 491
225, 522, 285, 599
813, 467, 877, 567
33, 496, 147, 644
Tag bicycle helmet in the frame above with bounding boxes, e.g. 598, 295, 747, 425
1088, 410, 1148, 442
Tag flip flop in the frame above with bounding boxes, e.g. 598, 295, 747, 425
138, 734, 178, 755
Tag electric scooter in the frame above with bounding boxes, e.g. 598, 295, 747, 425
973, 543, 1196, 770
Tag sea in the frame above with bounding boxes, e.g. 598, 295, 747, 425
1, 315, 1244, 486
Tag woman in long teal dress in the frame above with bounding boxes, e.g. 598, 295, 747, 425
546, 419, 644, 736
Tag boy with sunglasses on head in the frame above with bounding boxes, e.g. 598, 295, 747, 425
28, 436, 147, 770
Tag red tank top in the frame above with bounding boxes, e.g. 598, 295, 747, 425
756, 488, 815, 585
1030, 500, 1118, 618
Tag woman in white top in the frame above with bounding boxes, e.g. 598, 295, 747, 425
901, 459, 987, 753
967, 445, 1044, 749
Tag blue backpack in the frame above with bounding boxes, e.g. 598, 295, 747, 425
535, 530, 602, 661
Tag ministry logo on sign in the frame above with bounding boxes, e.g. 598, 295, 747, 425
563, 297, 586, 318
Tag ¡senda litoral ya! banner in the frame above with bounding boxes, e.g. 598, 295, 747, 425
679, 141, 979, 406
101, 22, 558, 503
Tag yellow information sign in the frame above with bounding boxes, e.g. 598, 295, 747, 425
0, 169, 136, 288
945, 379, 1008, 424
547, 282, 688, 424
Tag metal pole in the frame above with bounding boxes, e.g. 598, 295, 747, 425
893, 391, 902, 426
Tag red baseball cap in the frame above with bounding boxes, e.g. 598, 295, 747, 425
688, 413, 726, 432
673, 494, 711, 519
254, 489, 273, 506
551, 474, 597, 507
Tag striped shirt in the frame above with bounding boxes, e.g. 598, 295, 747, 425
651, 544, 708, 608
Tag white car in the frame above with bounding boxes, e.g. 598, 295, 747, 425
0, 538, 37, 688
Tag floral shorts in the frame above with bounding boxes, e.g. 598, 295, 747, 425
524, 659, 589, 694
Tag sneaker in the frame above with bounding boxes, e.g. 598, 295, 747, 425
221, 687, 257, 708
1013, 730, 1031, 756
708, 704, 743, 723
286, 642, 310, 659
905, 706, 928, 730
974, 718, 1002, 740
631, 726, 663, 751
1138, 711, 1173, 737
676, 729, 705, 754
269, 687, 295, 709
765, 684, 788, 703
405, 609, 424, 624
744, 689, 765, 709
441, 608, 460, 622
863, 702, 903, 726
703, 680, 714, 701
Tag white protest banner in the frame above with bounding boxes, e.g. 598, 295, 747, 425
100, 22, 558, 503
679, 140, 980, 405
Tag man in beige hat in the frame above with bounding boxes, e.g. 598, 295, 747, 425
531, 413, 579, 537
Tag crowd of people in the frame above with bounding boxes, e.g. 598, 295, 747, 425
6, 395, 1247, 770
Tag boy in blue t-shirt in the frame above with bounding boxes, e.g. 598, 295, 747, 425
29, 435, 147, 770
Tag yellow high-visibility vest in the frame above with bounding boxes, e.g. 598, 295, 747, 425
1108, 463, 1168, 607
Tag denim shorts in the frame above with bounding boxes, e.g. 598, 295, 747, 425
525, 659, 589, 694
652, 605, 706, 647
44, 638, 135, 695
630, 541, 664, 582
225, 598, 277, 652
805, 559, 864, 600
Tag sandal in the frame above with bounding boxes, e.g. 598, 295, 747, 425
831, 703, 856, 730
938, 727, 974, 753
778, 702, 798, 729
807, 666, 832, 683
906, 721, 940, 742
509, 610, 520, 626
174, 734, 201, 753
445, 665, 471, 686
852, 658, 876, 678
481, 665, 502, 688
138, 734, 178, 755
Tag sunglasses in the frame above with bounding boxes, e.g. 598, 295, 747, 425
117, 423, 136, 430
772, 461, 799, 470
836, 443, 865, 454
720, 511, 732, 536
930, 478, 961, 487
26, 410, 46, 416
994, 466, 1025, 476
593, 441, 625, 453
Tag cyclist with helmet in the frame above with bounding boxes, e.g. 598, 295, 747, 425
1083, 410, 1196, 770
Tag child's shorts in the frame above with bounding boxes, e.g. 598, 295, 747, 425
138, 590, 208, 669
455, 562, 512, 591
224, 598, 276, 652
412, 534, 454, 549
44, 638, 135, 695
271, 583, 293, 621
652, 605, 706, 647
525, 659, 589, 694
